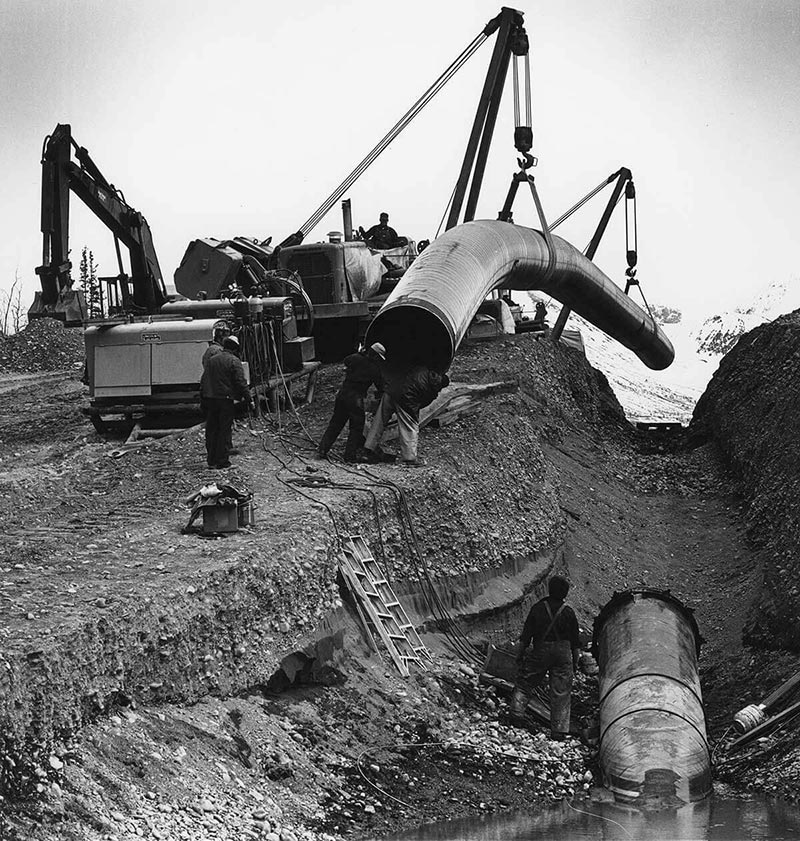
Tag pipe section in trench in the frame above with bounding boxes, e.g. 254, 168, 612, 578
365, 220, 674, 372
592, 589, 712, 804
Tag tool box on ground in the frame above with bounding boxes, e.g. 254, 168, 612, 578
481, 643, 519, 684
182, 483, 254, 535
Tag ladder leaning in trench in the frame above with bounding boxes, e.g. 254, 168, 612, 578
339, 535, 432, 677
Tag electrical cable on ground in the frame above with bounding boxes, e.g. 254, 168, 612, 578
250, 348, 485, 667
564, 799, 634, 840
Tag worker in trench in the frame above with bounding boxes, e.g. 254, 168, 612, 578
361, 365, 450, 467
317, 342, 388, 463
200, 335, 254, 469
511, 575, 581, 740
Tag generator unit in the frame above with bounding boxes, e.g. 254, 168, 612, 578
161, 295, 315, 374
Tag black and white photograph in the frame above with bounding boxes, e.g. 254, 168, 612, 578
1, 1, 799, 839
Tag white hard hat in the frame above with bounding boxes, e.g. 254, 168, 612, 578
370, 342, 386, 360
224, 335, 240, 349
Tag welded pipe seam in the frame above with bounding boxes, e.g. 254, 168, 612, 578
366, 220, 674, 372
599, 707, 713, 751
597, 671, 706, 709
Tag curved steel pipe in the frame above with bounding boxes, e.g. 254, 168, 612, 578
365, 220, 674, 372
592, 590, 712, 804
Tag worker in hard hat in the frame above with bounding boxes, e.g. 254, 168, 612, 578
362, 365, 449, 467
202, 322, 231, 369
318, 343, 388, 463
201, 322, 235, 455
200, 335, 254, 469
511, 575, 581, 740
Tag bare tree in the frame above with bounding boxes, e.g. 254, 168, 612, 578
11, 280, 25, 333
1, 273, 19, 336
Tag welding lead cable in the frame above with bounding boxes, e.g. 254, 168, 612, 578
372, 476, 481, 661
264, 441, 397, 592
262, 439, 344, 544
353, 467, 482, 664
270, 435, 392, 572
267, 326, 319, 447
299, 32, 488, 235
323, 461, 479, 663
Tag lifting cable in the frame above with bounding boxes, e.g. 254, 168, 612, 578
299, 30, 489, 237
547, 175, 616, 232
547, 172, 656, 320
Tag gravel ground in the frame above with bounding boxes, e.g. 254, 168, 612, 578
1, 322, 799, 839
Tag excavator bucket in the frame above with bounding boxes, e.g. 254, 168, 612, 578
28, 288, 87, 327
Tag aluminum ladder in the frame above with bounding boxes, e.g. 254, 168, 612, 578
339, 535, 431, 676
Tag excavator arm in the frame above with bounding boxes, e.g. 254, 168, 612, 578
31, 123, 167, 325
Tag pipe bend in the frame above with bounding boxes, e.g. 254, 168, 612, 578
366, 220, 674, 372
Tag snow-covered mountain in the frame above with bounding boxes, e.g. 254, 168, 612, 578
693, 276, 800, 355
514, 275, 797, 425
519, 293, 715, 425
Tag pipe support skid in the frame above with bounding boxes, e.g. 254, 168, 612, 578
365, 220, 674, 372
592, 590, 711, 804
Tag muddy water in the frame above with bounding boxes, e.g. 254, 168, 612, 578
391, 795, 800, 840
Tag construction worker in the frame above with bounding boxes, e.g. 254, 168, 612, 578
362, 365, 449, 467
511, 575, 581, 740
201, 323, 231, 369
200, 335, 253, 469
361, 213, 408, 250
532, 301, 548, 330
201, 323, 236, 455
318, 343, 387, 462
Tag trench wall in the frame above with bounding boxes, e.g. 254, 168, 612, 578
690, 312, 800, 649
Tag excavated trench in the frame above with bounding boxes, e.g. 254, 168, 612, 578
2, 322, 800, 840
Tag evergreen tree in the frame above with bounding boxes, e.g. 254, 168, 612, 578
79, 247, 89, 292
79, 246, 103, 318
89, 251, 102, 318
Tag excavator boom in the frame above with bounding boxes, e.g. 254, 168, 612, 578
31, 123, 167, 325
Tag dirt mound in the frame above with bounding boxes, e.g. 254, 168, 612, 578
689, 310, 800, 649
2, 326, 782, 836
0, 319, 84, 374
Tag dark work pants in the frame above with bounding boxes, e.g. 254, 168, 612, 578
204, 398, 235, 466
319, 389, 365, 459
514, 639, 574, 735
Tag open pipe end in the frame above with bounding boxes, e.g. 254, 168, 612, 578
366, 302, 454, 373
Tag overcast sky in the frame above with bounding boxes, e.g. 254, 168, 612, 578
1, 0, 798, 323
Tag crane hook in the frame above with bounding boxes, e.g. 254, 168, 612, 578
518, 152, 537, 170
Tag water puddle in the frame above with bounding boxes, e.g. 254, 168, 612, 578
390, 795, 800, 840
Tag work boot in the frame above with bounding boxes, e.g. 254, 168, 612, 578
509, 688, 528, 718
